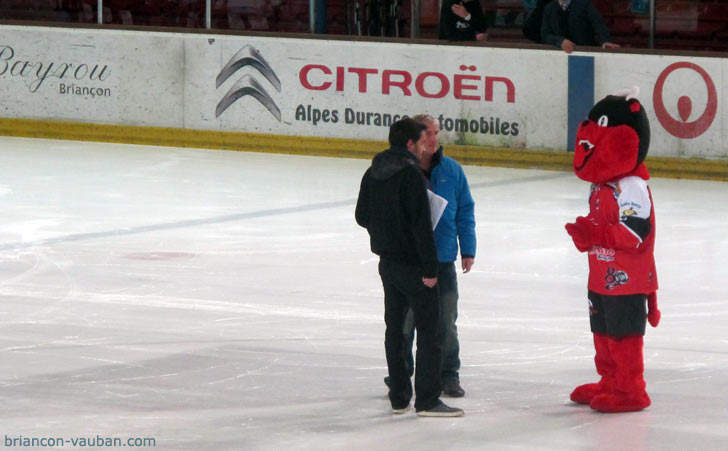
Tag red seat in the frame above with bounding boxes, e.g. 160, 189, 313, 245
699, 3, 728, 22
609, 0, 633, 17
277, 18, 309, 33
615, 34, 648, 49
277, 0, 308, 22
610, 17, 641, 37
677, 21, 727, 40
592, 0, 613, 15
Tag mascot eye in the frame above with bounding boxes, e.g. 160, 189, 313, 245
598, 115, 609, 127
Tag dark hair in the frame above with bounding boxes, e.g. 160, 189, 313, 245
388, 118, 426, 147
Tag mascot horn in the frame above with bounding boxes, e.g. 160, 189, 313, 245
565, 86, 660, 413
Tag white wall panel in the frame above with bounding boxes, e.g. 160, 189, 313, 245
0, 25, 724, 159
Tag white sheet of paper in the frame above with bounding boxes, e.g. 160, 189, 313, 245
427, 190, 448, 230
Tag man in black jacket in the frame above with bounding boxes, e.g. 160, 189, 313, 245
541, 0, 619, 53
356, 118, 464, 417
523, 0, 551, 43
439, 0, 488, 41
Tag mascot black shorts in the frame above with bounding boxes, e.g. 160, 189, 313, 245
588, 290, 647, 337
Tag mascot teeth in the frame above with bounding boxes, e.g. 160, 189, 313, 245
578, 139, 595, 150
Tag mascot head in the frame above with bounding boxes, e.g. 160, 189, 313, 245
573, 86, 650, 183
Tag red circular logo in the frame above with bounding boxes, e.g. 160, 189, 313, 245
653, 62, 718, 139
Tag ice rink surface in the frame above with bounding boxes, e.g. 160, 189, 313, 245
1, 136, 727, 451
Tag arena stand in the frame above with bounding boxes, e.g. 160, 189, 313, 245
0, 1, 726, 50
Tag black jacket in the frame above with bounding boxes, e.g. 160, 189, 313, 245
523, 0, 552, 43
439, 0, 488, 41
541, 0, 611, 48
355, 146, 439, 278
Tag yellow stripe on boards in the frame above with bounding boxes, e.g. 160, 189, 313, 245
0, 118, 725, 181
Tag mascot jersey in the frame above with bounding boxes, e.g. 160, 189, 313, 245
584, 177, 658, 295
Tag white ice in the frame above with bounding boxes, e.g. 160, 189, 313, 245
1, 136, 727, 450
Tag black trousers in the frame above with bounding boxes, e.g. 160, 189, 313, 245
379, 258, 442, 411
588, 290, 647, 337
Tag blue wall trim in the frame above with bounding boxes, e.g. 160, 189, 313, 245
567, 56, 595, 151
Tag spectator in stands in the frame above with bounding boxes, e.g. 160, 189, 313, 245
541, 0, 619, 53
439, 0, 488, 41
523, 0, 551, 43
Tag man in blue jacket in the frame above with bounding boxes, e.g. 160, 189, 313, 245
384, 114, 476, 397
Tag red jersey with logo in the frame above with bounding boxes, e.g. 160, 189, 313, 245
586, 176, 658, 295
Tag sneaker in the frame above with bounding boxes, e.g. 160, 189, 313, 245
416, 402, 464, 417
442, 380, 465, 398
392, 404, 411, 414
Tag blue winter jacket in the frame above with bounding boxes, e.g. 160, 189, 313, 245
428, 147, 477, 262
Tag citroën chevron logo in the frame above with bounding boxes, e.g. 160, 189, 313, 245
215, 45, 281, 121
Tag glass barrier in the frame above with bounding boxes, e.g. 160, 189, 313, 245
1, 0, 726, 52
216, 0, 310, 33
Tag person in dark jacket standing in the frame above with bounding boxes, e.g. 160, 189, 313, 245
541, 0, 619, 53
439, 0, 488, 41
523, 0, 551, 43
384, 114, 476, 398
356, 118, 464, 418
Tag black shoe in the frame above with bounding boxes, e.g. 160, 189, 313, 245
391, 404, 411, 414
442, 380, 465, 398
384, 376, 390, 388
416, 402, 464, 417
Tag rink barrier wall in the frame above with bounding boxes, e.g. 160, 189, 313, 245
1, 24, 728, 163
2, 117, 726, 181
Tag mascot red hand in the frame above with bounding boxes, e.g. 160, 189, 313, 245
566, 86, 659, 414
647, 292, 661, 327
565, 217, 591, 252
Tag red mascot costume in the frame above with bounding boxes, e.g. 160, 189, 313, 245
565, 86, 660, 413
